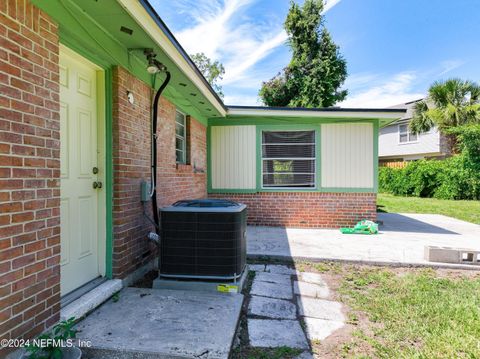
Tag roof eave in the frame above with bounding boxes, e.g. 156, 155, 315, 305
226, 106, 407, 120
117, 0, 227, 116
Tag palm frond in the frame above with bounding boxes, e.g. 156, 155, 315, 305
410, 100, 435, 134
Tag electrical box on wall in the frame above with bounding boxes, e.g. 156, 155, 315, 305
141, 181, 151, 202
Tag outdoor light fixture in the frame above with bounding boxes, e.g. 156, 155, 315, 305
127, 48, 168, 75
144, 48, 167, 74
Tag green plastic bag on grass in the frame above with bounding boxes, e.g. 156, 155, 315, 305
340, 220, 378, 235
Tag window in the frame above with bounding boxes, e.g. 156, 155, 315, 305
399, 123, 418, 143
262, 130, 316, 188
175, 110, 186, 163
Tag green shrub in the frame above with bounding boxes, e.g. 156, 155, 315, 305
379, 125, 480, 200
379, 160, 444, 197
378, 166, 396, 193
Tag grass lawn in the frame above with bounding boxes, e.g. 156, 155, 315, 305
377, 193, 480, 224
296, 262, 480, 358
339, 266, 480, 358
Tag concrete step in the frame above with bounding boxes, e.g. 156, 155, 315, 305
75, 287, 244, 359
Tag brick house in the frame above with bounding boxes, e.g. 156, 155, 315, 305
0, 0, 405, 353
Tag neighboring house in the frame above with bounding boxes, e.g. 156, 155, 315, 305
379, 100, 449, 164
0, 0, 405, 352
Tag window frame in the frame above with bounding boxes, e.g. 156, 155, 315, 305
398, 123, 418, 144
260, 129, 317, 190
175, 109, 187, 164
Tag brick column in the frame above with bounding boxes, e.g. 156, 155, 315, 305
0, 0, 60, 353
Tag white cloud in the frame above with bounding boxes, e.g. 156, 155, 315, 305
339, 72, 424, 108
167, 0, 342, 96
323, 0, 342, 13
175, 0, 254, 59
437, 59, 465, 76
223, 93, 261, 106
222, 31, 288, 84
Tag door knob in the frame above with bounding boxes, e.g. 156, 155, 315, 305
93, 181, 103, 189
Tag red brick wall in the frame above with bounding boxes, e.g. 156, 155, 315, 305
0, 0, 60, 353
156, 103, 207, 207
112, 66, 207, 278
210, 192, 377, 228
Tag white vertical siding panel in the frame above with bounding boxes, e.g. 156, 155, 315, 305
211, 126, 256, 189
321, 123, 374, 188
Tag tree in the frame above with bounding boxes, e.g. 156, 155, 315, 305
259, 0, 347, 108
410, 78, 480, 133
410, 79, 480, 154
191, 52, 225, 99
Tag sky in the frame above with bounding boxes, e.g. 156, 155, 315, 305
152, 0, 480, 108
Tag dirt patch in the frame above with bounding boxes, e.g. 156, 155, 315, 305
230, 271, 255, 359
294, 265, 379, 358
295, 261, 480, 280
293, 261, 480, 358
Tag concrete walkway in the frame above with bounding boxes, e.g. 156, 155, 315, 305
246, 265, 345, 358
247, 213, 480, 267
75, 288, 243, 359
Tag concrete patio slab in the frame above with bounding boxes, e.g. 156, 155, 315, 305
248, 319, 309, 349
294, 281, 329, 298
247, 213, 480, 268
249, 264, 267, 272
248, 295, 297, 319
250, 279, 293, 300
303, 317, 345, 341
298, 272, 327, 285
265, 264, 297, 275
74, 287, 243, 359
297, 297, 345, 322
254, 272, 292, 284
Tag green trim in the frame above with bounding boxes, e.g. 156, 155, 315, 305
209, 116, 382, 126
255, 126, 261, 192
210, 188, 375, 194
256, 124, 321, 192
175, 109, 187, 164
321, 187, 376, 193
209, 189, 257, 194
373, 121, 379, 193
206, 126, 212, 193
104, 68, 114, 279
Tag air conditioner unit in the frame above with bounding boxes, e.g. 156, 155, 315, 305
159, 199, 247, 280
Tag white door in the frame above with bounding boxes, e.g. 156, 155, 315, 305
59, 46, 103, 295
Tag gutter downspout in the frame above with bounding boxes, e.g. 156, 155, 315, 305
147, 71, 171, 275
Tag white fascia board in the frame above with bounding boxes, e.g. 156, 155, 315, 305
227, 107, 406, 119
117, 0, 226, 117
